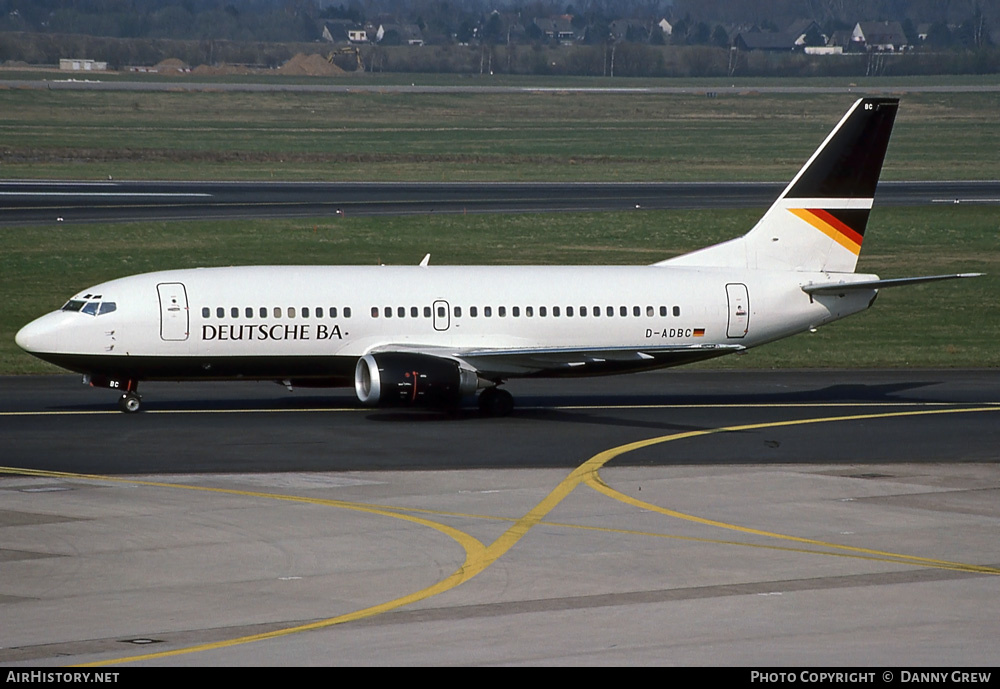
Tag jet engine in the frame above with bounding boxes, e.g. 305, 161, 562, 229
355, 352, 479, 407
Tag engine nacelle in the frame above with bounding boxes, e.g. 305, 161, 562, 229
355, 353, 479, 407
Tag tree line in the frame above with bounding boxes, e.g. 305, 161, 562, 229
0, 0, 995, 47
0, 0, 996, 76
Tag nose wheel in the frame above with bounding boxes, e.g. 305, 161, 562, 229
118, 391, 142, 413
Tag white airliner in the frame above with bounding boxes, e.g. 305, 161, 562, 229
16, 97, 978, 415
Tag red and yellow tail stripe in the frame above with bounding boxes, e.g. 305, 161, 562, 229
789, 208, 866, 256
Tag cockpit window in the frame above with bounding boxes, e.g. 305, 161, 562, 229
61, 299, 117, 316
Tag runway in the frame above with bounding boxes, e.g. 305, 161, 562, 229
6, 79, 1000, 96
1, 370, 998, 665
2, 180, 999, 225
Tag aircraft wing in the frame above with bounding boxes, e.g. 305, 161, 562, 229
368, 342, 744, 378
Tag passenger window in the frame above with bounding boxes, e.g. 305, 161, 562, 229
260, 307, 267, 318
673, 306, 681, 316
394, 306, 402, 318
231, 307, 239, 318
437, 305, 446, 317
660, 306, 667, 317
302, 307, 310, 318
217, 307, 225, 318
470, 306, 478, 317
411, 306, 418, 317
202, 307, 210, 318
288, 307, 296, 318
580, 306, 587, 316
498, 306, 506, 317
454, 306, 462, 317
553, 306, 560, 317
328, 307, 336, 318
607, 306, 613, 317
646, 306, 654, 317
512, 306, 520, 317
245, 307, 253, 318
423, 306, 431, 317
566, 306, 574, 317
371, 307, 379, 318
633, 306, 640, 317
539, 306, 547, 317
620, 306, 627, 317
344, 308, 351, 318
484, 306, 492, 317
274, 307, 282, 318
593, 306, 600, 317
526, 306, 533, 317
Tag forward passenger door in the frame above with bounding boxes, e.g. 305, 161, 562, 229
157, 282, 189, 341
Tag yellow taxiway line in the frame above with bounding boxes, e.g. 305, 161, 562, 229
2, 404, 997, 665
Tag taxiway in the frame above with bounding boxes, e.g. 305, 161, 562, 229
2, 180, 999, 225
1, 370, 998, 666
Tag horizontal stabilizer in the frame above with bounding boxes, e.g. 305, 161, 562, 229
802, 273, 982, 295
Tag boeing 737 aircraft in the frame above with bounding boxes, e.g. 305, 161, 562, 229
16, 98, 978, 415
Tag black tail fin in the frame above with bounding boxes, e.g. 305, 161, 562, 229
661, 98, 899, 273
785, 97, 898, 201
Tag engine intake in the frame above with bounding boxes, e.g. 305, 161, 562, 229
355, 353, 479, 407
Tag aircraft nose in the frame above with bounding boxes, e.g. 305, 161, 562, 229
15, 313, 63, 354
15, 319, 41, 352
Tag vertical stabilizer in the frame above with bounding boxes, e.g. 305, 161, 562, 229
661, 98, 899, 273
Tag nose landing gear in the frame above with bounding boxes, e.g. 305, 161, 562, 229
118, 391, 142, 413
85, 374, 142, 413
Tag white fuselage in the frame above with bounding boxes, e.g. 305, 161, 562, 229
16, 264, 879, 384
14, 98, 930, 412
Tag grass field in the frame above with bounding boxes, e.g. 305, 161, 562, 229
3, 205, 995, 374
1, 83, 996, 374
1, 87, 998, 181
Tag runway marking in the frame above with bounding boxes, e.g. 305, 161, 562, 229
579, 406, 1000, 576
346, 507, 999, 573
0, 192, 212, 198
2, 400, 997, 417
1, 405, 997, 665
0, 467, 489, 666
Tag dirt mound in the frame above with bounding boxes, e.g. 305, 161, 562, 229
278, 53, 345, 76
192, 63, 256, 76
154, 57, 190, 74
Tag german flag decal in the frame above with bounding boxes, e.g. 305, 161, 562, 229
789, 208, 870, 255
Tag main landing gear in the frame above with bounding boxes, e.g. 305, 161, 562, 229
477, 386, 514, 417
